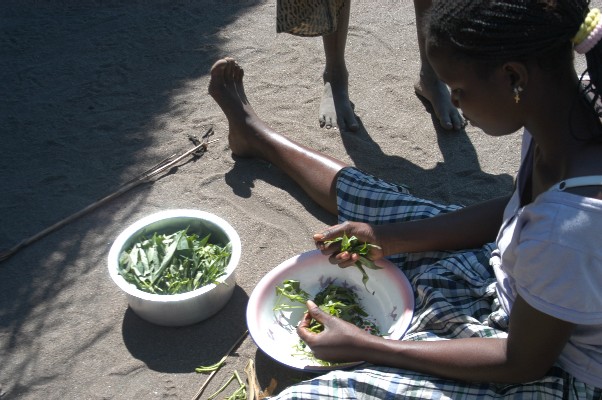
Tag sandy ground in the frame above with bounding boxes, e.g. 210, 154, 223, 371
3, 1, 577, 398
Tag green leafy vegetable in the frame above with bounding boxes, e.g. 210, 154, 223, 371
195, 356, 227, 373
324, 233, 382, 293
206, 370, 246, 400
273, 280, 311, 312
274, 279, 381, 366
118, 227, 231, 295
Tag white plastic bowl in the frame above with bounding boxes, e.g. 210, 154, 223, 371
246, 250, 414, 371
108, 209, 241, 327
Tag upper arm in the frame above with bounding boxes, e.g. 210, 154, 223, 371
505, 295, 575, 380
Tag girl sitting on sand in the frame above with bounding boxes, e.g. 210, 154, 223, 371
208, 0, 602, 397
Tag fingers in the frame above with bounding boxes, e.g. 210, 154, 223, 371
313, 227, 337, 242
333, 252, 359, 268
313, 223, 362, 267
296, 320, 313, 342
297, 301, 316, 338
297, 300, 329, 340
297, 309, 313, 330
314, 221, 351, 242
313, 225, 340, 252
308, 300, 327, 318
297, 300, 329, 327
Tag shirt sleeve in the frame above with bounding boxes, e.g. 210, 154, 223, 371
512, 198, 602, 325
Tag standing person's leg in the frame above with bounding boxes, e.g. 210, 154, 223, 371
208, 58, 347, 215
320, 0, 359, 132
413, 0, 465, 131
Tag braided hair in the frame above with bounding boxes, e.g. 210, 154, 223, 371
426, 0, 602, 140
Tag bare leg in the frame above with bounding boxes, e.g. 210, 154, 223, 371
208, 58, 346, 215
414, 0, 465, 131
320, 0, 359, 132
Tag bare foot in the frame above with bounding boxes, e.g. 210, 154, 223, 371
414, 71, 465, 131
319, 71, 359, 132
208, 58, 268, 158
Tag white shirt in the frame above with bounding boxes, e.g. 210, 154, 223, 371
491, 132, 602, 387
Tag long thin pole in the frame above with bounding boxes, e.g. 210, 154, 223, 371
191, 330, 249, 400
0, 136, 214, 263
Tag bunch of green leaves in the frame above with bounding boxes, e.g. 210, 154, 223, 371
312, 284, 374, 332
273, 280, 311, 312
273, 279, 381, 365
323, 233, 382, 293
118, 227, 232, 295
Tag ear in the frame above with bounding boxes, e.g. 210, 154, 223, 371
502, 62, 529, 90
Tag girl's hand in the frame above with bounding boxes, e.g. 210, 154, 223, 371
296, 300, 370, 362
313, 221, 384, 268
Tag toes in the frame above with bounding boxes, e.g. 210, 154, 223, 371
236, 66, 244, 81
439, 116, 454, 130
232, 62, 244, 83
443, 107, 465, 131
209, 59, 229, 81
325, 117, 334, 129
224, 59, 235, 81
450, 113, 467, 131
319, 114, 334, 129
208, 58, 248, 104
220, 58, 244, 84
208, 59, 230, 96
210, 58, 229, 71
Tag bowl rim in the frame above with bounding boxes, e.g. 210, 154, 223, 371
246, 249, 415, 371
107, 208, 241, 302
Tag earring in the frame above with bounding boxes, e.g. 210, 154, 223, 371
513, 86, 524, 104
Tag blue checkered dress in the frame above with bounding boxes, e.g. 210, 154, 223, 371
270, 167, 602, 400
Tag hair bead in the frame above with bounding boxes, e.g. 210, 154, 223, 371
575, 16, 602, 54
573, 8, 601, 45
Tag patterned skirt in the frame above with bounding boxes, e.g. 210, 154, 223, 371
270, 167, 601, 399
276, 0, 346, 37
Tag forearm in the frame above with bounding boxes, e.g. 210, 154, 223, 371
299, 298, 572, 384
358, 336, 541, 384
375, 195, 510, 254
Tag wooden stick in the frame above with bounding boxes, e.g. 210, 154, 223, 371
244, 359, 260, 400
191, 330, 249, 400
0, 138, 214, 263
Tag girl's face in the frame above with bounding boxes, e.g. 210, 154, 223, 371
427, 44, 524, 136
